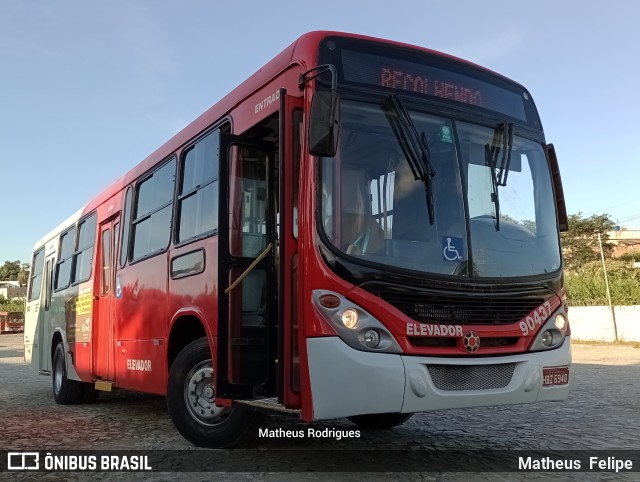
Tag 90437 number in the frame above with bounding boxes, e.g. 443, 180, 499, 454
519, 301, 552, 336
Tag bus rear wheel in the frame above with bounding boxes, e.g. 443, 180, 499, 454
52, 342, 82, 404
347, 413, 413, 430
167, 337, 264, 448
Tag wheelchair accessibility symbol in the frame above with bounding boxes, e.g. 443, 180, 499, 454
116, 275, 123, 299
442, 236, 463, 261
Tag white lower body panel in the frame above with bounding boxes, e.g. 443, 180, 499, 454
307, 337, 571, 420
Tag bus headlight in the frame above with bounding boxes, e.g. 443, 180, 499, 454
312, 290, 402, 354
529, 311, 569, 352
363, 329, 380, 348
541, 330, 554, 347
554, 314, 567, 330
341, 308, 359, 329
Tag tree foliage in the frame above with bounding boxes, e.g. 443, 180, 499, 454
0, 260, 29, 286
0, 260, 21, 282
566, 260, 640, 306
560, 213, 615, 271
0, 295, 25, 312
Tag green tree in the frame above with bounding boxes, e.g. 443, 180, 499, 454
0, 260, 22, 281
560, 213, 615, 271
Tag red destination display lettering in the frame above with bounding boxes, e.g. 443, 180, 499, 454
381, 67, 429, 94
433, 81, 482, 106
380, 67, 483, 107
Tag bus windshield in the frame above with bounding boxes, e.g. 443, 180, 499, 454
319, 98, 561, 278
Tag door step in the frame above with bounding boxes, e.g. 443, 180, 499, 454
236, 398, 301, 416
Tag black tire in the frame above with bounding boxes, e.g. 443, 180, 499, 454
348, 413, 413, 430
167, 337, 264, 448
52, 342, 83, 404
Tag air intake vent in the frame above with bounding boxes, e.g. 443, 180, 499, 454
379, 292, 542, 325
427, 363, 516, 391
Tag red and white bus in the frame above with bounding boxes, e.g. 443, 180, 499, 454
25, 31, 570, 447
1, 311, 24, 333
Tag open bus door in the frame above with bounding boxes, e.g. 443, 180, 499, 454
40, 253, 55, 372
217, 134, 277, 398
278, 90, 304, 407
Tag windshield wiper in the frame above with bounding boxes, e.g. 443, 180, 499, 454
383, 95, 437, 225
484, 122, 514, 231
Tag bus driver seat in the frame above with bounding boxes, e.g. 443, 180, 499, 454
339, 169, 384, 256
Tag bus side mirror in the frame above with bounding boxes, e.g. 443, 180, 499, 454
308, 91, 340, 157
546, 143, 568, 232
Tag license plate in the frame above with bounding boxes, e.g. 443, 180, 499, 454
542, 366, 570, 387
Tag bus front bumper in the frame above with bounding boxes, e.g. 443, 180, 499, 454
307, 336, 571, 420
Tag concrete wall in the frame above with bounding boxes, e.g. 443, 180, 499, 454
569, 305, 640, 342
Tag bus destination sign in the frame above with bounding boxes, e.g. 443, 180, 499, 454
340, 49, 528, 121
380, 67, 483, 107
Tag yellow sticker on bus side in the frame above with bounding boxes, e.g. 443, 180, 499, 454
74, 292, 93, 315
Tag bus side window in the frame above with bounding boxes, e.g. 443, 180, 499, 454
55, 228, 75, 291
73, 213, 97, 284
131, 159, 176, 260
101, 228, 111, 295
177, 130, 220, 243
120, 187, 132, 267
28, 248, 45, 302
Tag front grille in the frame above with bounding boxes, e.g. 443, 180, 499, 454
409, 336, 518, 349
427, 363, 516, 391
379, 292, 542, 325
410, 337, 457, 348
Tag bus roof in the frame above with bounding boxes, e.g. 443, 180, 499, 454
32, 205, 86, 253
73, 31, 518, 221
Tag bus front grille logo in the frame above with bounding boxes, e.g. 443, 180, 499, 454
463, 331, 480, 353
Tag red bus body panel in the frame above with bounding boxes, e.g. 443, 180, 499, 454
56, 31, 560, 420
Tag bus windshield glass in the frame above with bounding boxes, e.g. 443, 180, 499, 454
319, 99, 561, 278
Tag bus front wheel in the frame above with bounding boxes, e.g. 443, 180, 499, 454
52, 342, 82, 404
167, 337, 264, 448
348, 413, 413, 430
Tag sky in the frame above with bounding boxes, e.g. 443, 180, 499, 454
1, 0, 639, 263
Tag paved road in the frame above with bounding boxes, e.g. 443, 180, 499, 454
1, 333, 639, 481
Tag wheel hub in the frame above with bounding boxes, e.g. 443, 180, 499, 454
184, 360, 231, 425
